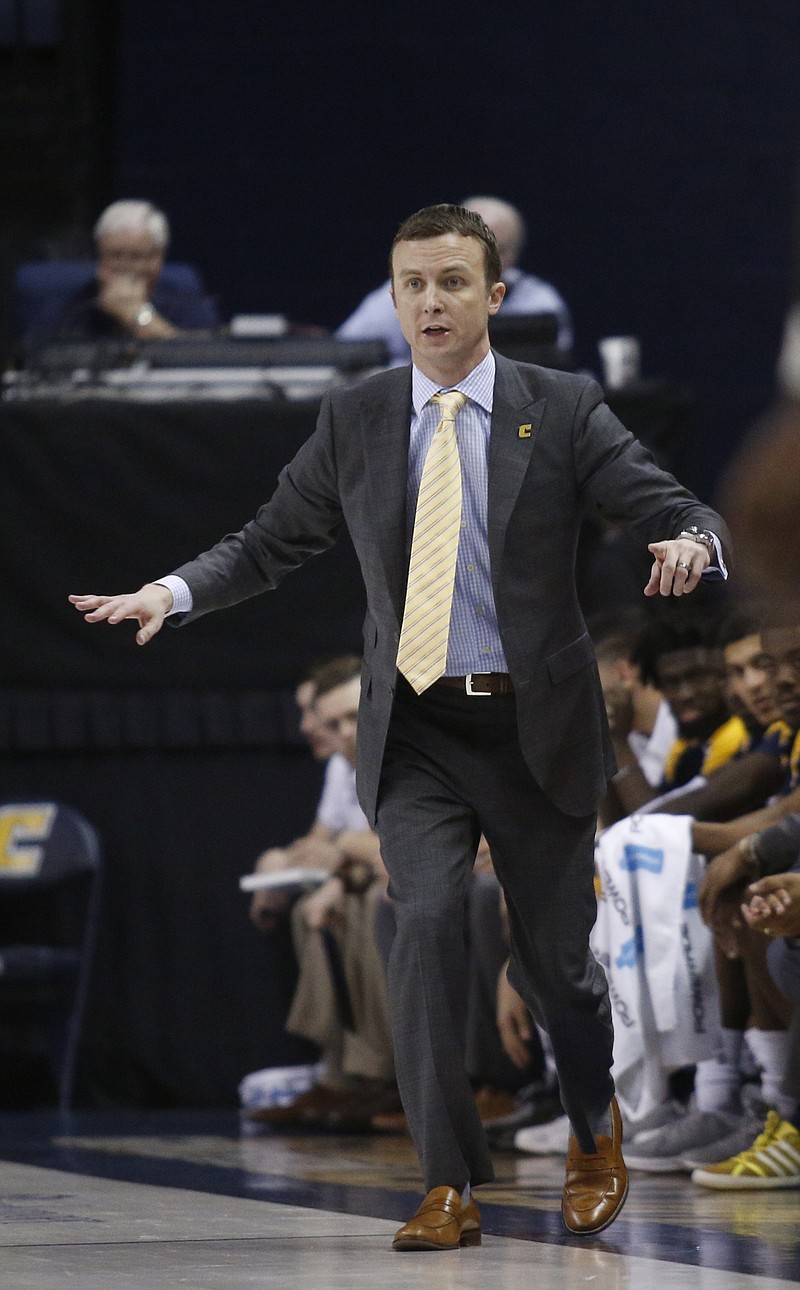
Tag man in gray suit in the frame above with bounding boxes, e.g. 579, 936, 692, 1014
71, 204, 729, 1249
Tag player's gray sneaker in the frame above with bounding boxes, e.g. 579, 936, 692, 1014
622, 1098, 686, 1146
625, 1108, 740, 1173
680, 1113, 764, 1170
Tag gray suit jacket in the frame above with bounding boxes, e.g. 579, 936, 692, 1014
172, 352, 730, 822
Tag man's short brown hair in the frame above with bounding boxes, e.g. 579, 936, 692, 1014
389, 203, 502, 288
310, 654, 361, 698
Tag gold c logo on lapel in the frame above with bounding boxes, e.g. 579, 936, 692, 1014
518, 424, 532, 438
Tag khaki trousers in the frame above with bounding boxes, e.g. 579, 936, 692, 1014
287, 880, 394, 1086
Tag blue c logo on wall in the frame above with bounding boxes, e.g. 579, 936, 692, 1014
615, 925, 644, 969
620, 844, 664, 874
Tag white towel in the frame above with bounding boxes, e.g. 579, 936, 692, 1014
593, 814, 721, 1121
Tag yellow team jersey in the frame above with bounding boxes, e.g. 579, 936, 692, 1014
663, 715, 749, 788
701, 716, 752, 774
790, 728, 800, 792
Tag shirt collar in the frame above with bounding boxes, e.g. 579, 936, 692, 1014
411, 349, 495, 417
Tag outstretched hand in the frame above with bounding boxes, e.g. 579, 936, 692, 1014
68, 583, 173, 646
741, 872, 800, 939
644, 539, 711, 597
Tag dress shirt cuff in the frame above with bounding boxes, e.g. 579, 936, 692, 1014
154, 575, 193, 616
700, 533, 728, 582
777, 304, 800, 400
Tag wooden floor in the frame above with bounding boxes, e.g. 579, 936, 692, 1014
0, 1108, 798, 1288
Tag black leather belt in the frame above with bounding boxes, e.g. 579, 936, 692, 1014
434, 672, 514, 696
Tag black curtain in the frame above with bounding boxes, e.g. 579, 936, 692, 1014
1, 395, 364, 1105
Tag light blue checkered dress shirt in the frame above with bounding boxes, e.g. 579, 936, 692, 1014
409, 350, 508, 676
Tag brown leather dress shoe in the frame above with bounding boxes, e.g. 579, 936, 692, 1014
371, 1108, 409, 1134
247, 1083, 367, 1129
392, 1186, 481, 1251
562, 1097, 629, 1235
370, 1088, 407, 1134
473, 1085, 517, 1121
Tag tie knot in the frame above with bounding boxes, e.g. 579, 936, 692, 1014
431, 390, 467, 423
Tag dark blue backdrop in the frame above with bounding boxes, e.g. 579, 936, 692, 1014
115, 1, 800, 494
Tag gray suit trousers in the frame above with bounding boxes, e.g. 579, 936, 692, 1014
376, 677, 614, 1191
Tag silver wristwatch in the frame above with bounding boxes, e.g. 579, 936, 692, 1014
677, 525, 715, 555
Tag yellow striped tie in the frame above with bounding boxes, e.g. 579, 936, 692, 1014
397, 389, 467, 694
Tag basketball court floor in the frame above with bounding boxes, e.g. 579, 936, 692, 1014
0, 1109, 794, 1290
1, 1108, 797, 1289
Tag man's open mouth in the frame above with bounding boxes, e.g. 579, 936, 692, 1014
675, 705, 702, 724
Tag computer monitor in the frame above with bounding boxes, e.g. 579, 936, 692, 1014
488, 313, 571, 369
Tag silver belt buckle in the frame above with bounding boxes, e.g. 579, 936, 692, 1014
465, 672, 492, 696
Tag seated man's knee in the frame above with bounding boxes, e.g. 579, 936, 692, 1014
256, 846, 289, 871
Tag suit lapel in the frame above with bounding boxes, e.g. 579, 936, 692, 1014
488, 353, 547, 584
362, 370, 412, 625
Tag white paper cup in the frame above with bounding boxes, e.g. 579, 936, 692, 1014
598, 336, 641, 388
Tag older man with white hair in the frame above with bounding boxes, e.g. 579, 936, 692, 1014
54, 199, 218, 341
336, 194, 572, 365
